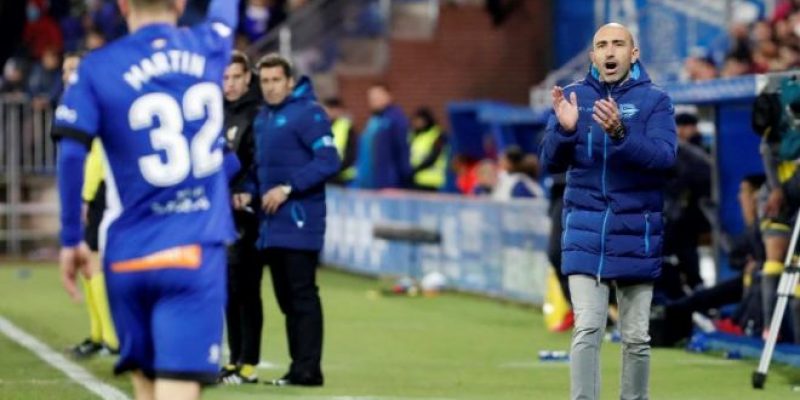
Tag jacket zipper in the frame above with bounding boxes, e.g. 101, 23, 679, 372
644, 212, 651, 255
597, 86, 613, 284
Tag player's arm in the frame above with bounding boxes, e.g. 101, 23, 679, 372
52, 62, 98, 300
609, 93, 677, 171
206, 0, 240, 30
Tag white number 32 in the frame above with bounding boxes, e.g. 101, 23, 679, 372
128, 83, 224, 187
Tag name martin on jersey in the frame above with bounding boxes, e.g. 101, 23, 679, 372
124, 51, 207, 91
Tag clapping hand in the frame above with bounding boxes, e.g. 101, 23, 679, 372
552, 86, 579, 133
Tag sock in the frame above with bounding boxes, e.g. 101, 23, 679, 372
239, 364, 256, 378
82, 276, 102, 343
89, 273, 118, 349
764, 260, 785, 275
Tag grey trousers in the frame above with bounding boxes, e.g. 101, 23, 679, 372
569, 274, 653, 400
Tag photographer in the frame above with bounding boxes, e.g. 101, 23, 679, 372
753, 76, 800, 342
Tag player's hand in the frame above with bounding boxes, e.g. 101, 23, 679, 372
552, 86, 578, 133
232, 193, 252, 211
592, 97, 623, 135
261, 187, 288, 215
59, 243, 91, 302
764, 187, 784, 218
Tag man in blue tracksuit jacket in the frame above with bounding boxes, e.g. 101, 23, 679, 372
354, 83, 412, 189
250, 54, 340, 386
539, 23, 677, 400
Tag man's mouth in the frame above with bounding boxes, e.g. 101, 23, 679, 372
604, 61, 618, 74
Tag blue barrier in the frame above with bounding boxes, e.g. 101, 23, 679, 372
323, 186, 552, 304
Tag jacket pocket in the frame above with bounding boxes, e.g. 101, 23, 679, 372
587, 126, 593, 159
644, 212, 651, 256
290, 202, 307, 229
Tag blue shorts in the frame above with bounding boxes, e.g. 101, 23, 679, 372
105, 244, 226, 384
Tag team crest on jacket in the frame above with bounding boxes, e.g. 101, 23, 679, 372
619, 103, 639, 119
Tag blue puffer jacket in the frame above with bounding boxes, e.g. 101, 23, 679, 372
539, 62, 677, 281
354, 105, 412, 189
252, 76, 341, 251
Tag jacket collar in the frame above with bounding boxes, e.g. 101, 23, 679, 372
586, 61, 650, 96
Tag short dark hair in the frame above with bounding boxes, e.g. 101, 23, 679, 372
229, 50, 251, 71
64, 50, 84, 60
675, 113, 698, 126
323, 97, 343, 108
369, 82, 391, 92
256, 53, 293, 78
129, 0, 174, 10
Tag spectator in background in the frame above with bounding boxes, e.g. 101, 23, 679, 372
323, 98, 358, 186
492, 145, 543, 200
721, 54, 754, 77
83, 28, 107, 51
28, 47, 63, 109
663, 113, 713, 292
674, 112, 707, 152
409, 107, 448, 192
683, 55, 718, 81
451, 154, 480, 195
1, 58, 28, 99
354, 83, 412, 189
87, 0, 126, 41
472, 158, 497, 196
241, 0, 286, 43
23, 0, 64, 60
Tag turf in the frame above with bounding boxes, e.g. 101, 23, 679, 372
0, 263, 799, 399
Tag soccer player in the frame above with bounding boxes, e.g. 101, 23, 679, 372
52, 0, 239, 399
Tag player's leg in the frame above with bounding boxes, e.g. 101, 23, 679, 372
131, 371, 155, 400
151, 245, 226, 398
616, 281, 654, 400
104, 266, 157, 391
87, 250, 119, 352
69, 272, 103, 358
237, 242, 264, 381
223, 251, 243, 374
568, 274, 610, 400
154, 380, 200, 400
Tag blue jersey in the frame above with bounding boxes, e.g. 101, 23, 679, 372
53, 7, 238, 264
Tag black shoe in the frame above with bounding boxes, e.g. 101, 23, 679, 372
217, 364, 238, 383
267, 372, 323, 387
99, 343, 119, 356
69, 338, 103, 359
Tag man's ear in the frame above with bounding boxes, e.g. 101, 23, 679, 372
631, 47, 640, 64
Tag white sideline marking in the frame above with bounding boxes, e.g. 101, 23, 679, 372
257, 360, 283, 370
0, 316, 131, 400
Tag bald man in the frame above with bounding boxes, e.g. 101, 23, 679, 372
539, 23, 677, 400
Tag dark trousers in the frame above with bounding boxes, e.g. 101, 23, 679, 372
264, 248, 323, 380
225, 214, 263, 366
547, 190, 571, 303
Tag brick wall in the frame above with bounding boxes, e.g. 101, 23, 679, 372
337, 0, 552, 131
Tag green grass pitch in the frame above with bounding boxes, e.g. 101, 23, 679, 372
0, 263, 798, 399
